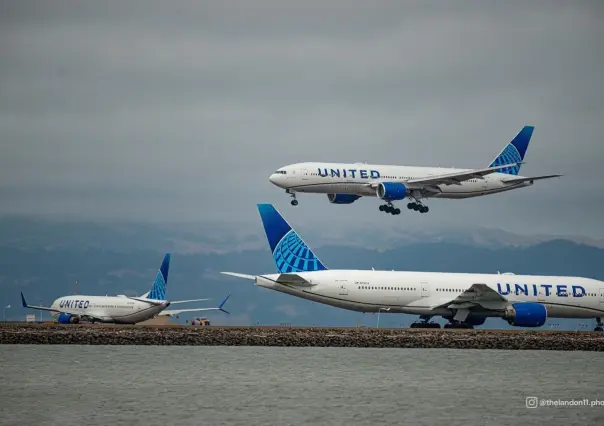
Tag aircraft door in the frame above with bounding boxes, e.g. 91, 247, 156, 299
600, 288, 604, 307
337, 280, 349, 296
421, 281, 429, 298
301, 169, 309, 180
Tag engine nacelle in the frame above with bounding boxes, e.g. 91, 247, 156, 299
504, 302, 547, 327
57, 313, 80, 324
327, 194, 361, 204
376, 182, 408, 201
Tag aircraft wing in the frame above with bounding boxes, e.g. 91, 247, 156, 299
405, 284, 509, 311
162, 307, 220, 316
405, 163, 523, 187
20, 293, 57, 312
162, 294, 232, 316
501, 174, 562, 184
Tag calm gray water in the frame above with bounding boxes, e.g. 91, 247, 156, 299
1, 346, 603, 426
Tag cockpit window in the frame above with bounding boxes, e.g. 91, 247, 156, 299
274, 170, 287, 174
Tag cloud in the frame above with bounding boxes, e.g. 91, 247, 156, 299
1, 1, 603, 237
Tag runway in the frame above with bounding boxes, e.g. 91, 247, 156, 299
1, 323, 603, 350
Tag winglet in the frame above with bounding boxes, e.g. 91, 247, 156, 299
21, 292, 28, 308
218, 293, 231, 314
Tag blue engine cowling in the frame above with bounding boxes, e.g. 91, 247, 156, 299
327, 194, 361, 204
376, 182, 408, 201
504, 302, 547, 327
57, 313, 80, 324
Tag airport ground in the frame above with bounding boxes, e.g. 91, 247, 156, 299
1, 323, 603, 351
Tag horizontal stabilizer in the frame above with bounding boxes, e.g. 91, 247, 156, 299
275, 273, 315, 287
169, 298, 210, 305
501, 174, 562, 184
221, 272, 256, 280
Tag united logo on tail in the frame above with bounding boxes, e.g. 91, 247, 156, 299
257, 204, 327, 273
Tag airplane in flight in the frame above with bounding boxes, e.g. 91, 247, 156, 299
269, 126, 561, 215
222, 204, 604, 331
21, 253, 231, 324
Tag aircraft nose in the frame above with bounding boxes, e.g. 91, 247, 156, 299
269, 173, 281, 186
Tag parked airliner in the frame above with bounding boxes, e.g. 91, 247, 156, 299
21, 253, 231, 324
223, 204, 604, 331
269, 126, 561, 214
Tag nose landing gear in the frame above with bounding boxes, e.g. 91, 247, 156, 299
287, 190, 298, 206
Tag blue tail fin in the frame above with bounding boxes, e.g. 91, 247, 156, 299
488, 126, 534, 175
146, 253, 171, 300
257, 204, 327, 273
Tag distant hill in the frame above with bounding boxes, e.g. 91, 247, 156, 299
1, 218, 602, 330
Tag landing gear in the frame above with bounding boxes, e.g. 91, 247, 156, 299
410, 316, 441, 328
287, 190, 298, 206
595, 317, 603, 332
379, 203, 401, 215
444, 321, 474, 329
407, 202, 429, 213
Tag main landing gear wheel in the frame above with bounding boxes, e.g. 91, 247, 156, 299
410, 322, 440, 328
407, 202, 429, 213
410, 316, 440, 328
379, 204, 401, 215
291, 199, 298, 206
444, 322, 474, 329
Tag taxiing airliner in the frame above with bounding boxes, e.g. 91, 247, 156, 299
21, 253, 231, 324
223, 204, 604, 331
269, 126, 561, 214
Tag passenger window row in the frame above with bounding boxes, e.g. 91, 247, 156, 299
357, 286, 416, 291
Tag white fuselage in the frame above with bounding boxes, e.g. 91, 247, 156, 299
49, 295, 170, 324
269, 162, 532, 200
256, 270, 604, 319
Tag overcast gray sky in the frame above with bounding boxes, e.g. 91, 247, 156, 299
1, 0, 603, 238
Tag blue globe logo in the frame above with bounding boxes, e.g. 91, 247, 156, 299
273, 230, 323, 273
491, 144, 521, 175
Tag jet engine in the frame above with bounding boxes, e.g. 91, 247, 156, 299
327, 194, 361, 204
503, 302, 547, 327
376, 182, 408, 201
57, 313, 80, 324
